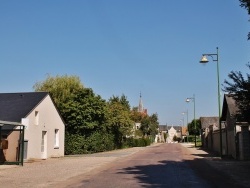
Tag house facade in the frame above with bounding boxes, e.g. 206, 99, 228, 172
0, 92, 65, 163
168, 126, 182, 142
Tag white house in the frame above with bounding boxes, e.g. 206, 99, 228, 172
166, 126, 182, 143
0, 92, 65, 162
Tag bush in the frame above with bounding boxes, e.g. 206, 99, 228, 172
65, 132, 115, 155
65, 132, 152, 155
86, 132, 115, 153
65, 133, 86, 155
173, 135, 181, 143
187, 135, 196, 142
122, 137, 151, 147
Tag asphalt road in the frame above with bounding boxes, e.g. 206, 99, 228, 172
1, 143, 249, 188
63, 143, 212, 188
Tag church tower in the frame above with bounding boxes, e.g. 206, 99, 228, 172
138, 92, 143, 113
138, 92, 147, 115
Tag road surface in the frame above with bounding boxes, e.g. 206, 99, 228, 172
61, 143, 212, 188
1, 143, 248, 188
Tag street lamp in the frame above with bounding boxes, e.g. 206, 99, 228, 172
186, 94, 196, 147
180, 118, 184, 142
180, 118, 184, 127
182, 110, 188, 125
182, 110, 189, 142
200, 47, 222, 158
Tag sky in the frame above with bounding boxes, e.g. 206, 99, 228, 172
1, 0, 250, 126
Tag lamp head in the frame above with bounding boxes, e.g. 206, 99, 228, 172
200, 55, 209, 64
186, 98, 190, 102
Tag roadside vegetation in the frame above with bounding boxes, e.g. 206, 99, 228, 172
33, 75, 159, 154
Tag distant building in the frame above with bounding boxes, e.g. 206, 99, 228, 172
138, 92, 147, 115
134, 93, 148, 132
158, 125, 182, 143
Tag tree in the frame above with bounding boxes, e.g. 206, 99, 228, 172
130, 107, 145, 123
140, 116, 150, 136
107, 95, 134, 148
34, 75, 113, 154
33, 74, 84, 110
148, 113, 159, 138
223, 64, 250, 121
239, 0, 250, 39
140, 113, 159, 138
188, 119, 201, 135
120, 94, 131, 111
63, 88, 108, 134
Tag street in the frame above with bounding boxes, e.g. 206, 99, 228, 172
64, 143, 211, 188
56, 144, 244, 188
1, 143, 249, 188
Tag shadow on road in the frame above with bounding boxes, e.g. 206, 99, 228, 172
118, 157, 248, 188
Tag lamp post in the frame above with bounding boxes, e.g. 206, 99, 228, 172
180, 118, 184, 142
180, 118, 184, 127
182, 110, 188, 142
186, 94, 196, 147
200, 47, 222, 158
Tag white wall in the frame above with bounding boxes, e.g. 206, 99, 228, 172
24, 95, 65, 159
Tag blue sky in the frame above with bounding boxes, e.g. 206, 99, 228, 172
1, 1, 250, 126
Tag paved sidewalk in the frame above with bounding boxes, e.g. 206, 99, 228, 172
0, 146, 146, 188
181, 143, 250, 188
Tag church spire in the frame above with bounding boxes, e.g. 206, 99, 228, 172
138, 92, 143, 113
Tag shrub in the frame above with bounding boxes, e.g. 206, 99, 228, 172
173, 135, 181, 142
64, 133, 86, 155
123, 137, 151, 147
65, 132, 115, 155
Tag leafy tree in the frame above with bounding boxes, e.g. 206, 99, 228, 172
140, 113, 159, 138
130, 107, 145, 122
140, 116, 150, 136
63, 88, 108, 134
149, 113, 159, 137
107, 95, 134, 148
120, 94, 131, 111
109, 94, 130, 110
239, 0, 250, 39
33, 74, 84, 110
223, 64, 250, 121
34, 75, 112, 154
188, 119, 201, 135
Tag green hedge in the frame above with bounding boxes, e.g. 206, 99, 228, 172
65, 132, 115, 155
65, 132, 152, 155
123, 137, 151, 148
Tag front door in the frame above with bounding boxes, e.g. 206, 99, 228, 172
41, 131, 47, 159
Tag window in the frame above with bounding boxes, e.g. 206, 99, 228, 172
54, 129, 59, 149
35, 111, 39, 125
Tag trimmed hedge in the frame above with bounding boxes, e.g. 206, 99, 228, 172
123, 137, 151, 148
65, 132, 115, 155
65, 132, 152, 155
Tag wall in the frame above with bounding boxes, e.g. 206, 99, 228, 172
238, 125, 250, 160
210, 129, 227, 155
227, 130, 236, 158
4, 131, 20, 162
25, 95, 65, 160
